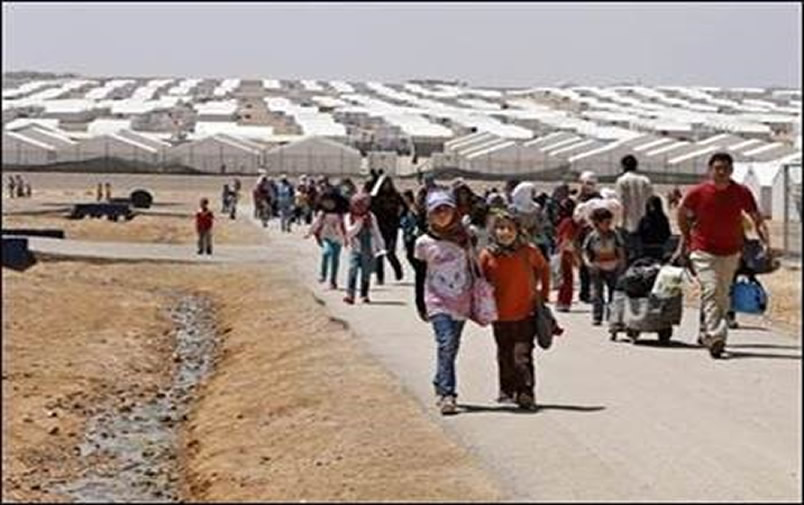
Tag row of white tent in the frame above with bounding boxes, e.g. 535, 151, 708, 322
430, 130, 801, 180
1, 124, 363, 175
732, 161, 802, 222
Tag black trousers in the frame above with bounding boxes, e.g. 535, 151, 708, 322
376, 226, 403, 283
492, 318, 536, 399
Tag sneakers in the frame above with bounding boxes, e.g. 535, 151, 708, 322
343, 295, 355, 305
592, 319, 602, 326
438, 395, 458, 416
360, 296, 371, 304
329, 282, 338, 290
516, 392, 538, 411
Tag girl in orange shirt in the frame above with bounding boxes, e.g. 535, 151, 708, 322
479, 209, 549, 410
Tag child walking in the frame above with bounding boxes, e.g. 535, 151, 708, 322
306, 189, 347, 290
344, 192, 385, 304
414, 190, 474, 416
195, 197, 214, 255
582, 207, 625, 325
555, 198, 580, 312
479, 209, 549, 410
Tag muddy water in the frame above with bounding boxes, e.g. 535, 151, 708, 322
55, 295, 218, 502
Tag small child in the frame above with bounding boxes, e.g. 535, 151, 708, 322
400, 190, 421, 271
582, 207, 625, 325
555, 198, 580, 312
479, 209, 549, 410
306, 190, 347, 290
344, 192, 386, 304
195, 197, 214, 255
414, 190, 474, 416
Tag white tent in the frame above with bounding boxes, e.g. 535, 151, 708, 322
75, 133, 161, 164
264, 136, 362, 176
167, 135, 262, 174
569, 135, 661, 176
737, 158, 801, 220
2, 131, 58, 165
461, 140, 567, 177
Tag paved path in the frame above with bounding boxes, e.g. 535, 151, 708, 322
248, 209, 801, 502
26, 236, 270, 264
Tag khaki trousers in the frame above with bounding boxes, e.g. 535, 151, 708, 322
690, 251, 740, 342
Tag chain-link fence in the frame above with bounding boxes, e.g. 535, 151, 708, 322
781, 162, 801, 260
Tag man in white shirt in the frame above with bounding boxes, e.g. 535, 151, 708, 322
615, 155, 653, 263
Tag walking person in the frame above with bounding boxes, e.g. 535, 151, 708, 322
637, 195, 672, 262
674, 152, 769, 358
574, 171, 602, 303
414, 190, 474, 416
306, 189, 347, 290
7, 175, 16, 199
371, 174, 406, 284
96, 182, 104, 202
479, 209, 550, 410
582, 207, 626, 326
195, 197, 214, 255
555, 198, 581, 312
343, 192, 386, 305
400, 189, 423, 272
615, 154, 653, 264
276, 175, 295, 233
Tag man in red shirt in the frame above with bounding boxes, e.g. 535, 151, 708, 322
674, 152, 769, 358
195, 197, 214, 255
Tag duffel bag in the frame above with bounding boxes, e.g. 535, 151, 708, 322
731, 276, 768, 314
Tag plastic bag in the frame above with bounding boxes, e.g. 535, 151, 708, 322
651, 265, 685, 299
549, 253, 562, 291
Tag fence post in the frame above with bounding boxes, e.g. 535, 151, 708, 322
783, 163, 789, 258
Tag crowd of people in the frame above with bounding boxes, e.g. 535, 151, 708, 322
194, 152, 770, 415
6, 175, 32, 199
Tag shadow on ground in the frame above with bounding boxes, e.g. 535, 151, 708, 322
725, 350, 801, 361
458, 403, 606, 415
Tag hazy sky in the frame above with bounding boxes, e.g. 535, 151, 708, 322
2, 2, 801, 88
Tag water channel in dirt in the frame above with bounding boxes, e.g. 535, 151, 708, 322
54, 294, 218, 502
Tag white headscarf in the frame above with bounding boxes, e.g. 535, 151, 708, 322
510, 182, 539, 215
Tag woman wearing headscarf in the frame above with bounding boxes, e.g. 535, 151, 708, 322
637, 195, 672, 262
573, 171, 602, 303
510, 182, 551, 258
370, 174, 406, 283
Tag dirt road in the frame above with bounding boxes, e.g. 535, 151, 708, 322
248, 209, 802, 502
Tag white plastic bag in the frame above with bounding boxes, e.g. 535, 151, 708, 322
651, 265, 685, 299
550, 253, 562, 291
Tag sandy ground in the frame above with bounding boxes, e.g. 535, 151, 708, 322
2, 200, 501, 501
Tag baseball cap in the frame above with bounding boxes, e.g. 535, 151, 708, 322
426, 190, 456, 213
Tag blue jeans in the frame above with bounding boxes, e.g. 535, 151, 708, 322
320, 239, 342, 285
430, 314, 466, 398
347, 250, 374, 298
